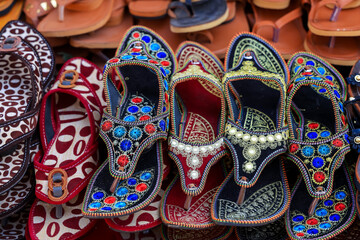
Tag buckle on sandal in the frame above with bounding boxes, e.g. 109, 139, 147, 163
0, 36, 21, 52
58, 70, 78, 89
48, 168, 68, 202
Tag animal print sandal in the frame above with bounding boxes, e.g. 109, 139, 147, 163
286, 52, 350, 202
0, 20, 55, 195
82, 26, 176, 218
33, 57, 105, 205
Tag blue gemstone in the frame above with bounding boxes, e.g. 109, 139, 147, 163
302, 146, 314, 157
334, 90, 340, 98
316, 208, 328, 217
345, 134, 350, 143
311, 77, 322, 80
150, 43, 160, 51
160, 67, 166, 76
101, 207, 112, 211
127, 193, 139, 201
319, 223, 331, 229
165, 69, 170, 75
128, 106, 139, 113
329, 214, 340, 221
114, 126, 126, 138
307, 132, 318, 139
141, 106, 152, 113
292, 215, 305, 222
131, 52, 140, 56
164, 80, 169, 91
136, 55, 148, 60
326, 76, 333, 80
335, 191, 346, 200
339, 102, 343, 112
128, 178, 137, 185
317, 67, 325, 75
120, 139, 132, 151
140, 172, 152, 181
324, 200, 333, 206
157, 52, 167, 59
163, 106, 166, 112
320, 131, 330, 138
319, 88, 327, 93
92, 192, 104, 200
159, 120, 166, 131
307, 229, 319, 235
318, 145, 331, 155
115, 202, 127, 208
293, 225, 306, 232
89, 202, 101, 208
129, 128, 142, 140
124, 115, 136, 122
294, 66, 300, 73
116, 187, 128, 196
142, 35, 151, 43
306, 61, 315, 66
295, 77, 306, 82
121, 55, 132, 60
312, 157, 324, 168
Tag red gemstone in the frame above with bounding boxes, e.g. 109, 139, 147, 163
302, 72, 312, 76
296, 233, 305, 237
308, 123, 319, 129
325, 80, 334, 86
133, 32, 140, 38
145, 124, 156, 134
131, 48, 141, 52
117, 155, 129, 167
136, 183, 148, 192
104, 196, 116, 204
165, 92, 169, 104
314, 171, 325, 183
306, 218, 318, 226
297, 58, 304, 64
131, 97, 143, 104
139, 115, 151, 121
335, 203, 346, 211
289, 143, 299, 153
149, 60, 158, 64
89, 208, 98, 212
102, 121, 113, 132
287, 84, 294, 93
332, 139, 343, 147
161, 61, 170, 66
109, 58, 119, 63
341, 115, 346, 125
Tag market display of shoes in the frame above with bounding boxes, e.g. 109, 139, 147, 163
0, 1, 359, 239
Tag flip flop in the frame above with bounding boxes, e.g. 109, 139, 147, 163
251, 0, 306, 59
34, 57, 105, 205
82, 26, 176, 218
252, 0, 290, 9
286, 52, 350, 202
0, 0, 23, 29
285, 164, 356, 240
128, 0, 170, 19
23, 0, 57, 26
308, 0, 360, 37
304, 32, 360, 66
161, 224, 233, 240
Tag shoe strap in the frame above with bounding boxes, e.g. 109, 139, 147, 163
100, 111, 168, 179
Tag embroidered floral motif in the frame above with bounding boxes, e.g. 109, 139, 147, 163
348, 128, 360, 152
346, 74, 360, 86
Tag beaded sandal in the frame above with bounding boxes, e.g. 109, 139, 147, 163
82, 26, 176, 218
285, 163, 356, 240
286, 52, 350, 204
160, 41, 228, 229
211, 33, 290, 226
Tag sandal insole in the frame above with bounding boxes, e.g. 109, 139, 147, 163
0, 55, 33, 123
43, 93, 90, 167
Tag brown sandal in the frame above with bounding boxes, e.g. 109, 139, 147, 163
128, 0, 170, 18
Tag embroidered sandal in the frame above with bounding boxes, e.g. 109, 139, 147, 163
211, 33, 290, 226
82, 26, 176, 218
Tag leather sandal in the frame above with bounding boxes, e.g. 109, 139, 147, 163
24, 0, 57, 26
285, 164, 356, 240
168, 0, 229, 33
211, 33, 290, 226
252, 0, 290, 9
0, 0, 23, 29
128, 0, 170, 18
82, 26, 176, 218
304, 32, 360, 66
161, 224, 233, 240
251, 0, 306, 59
308, 0, 360, 37
286, 52, 350, 202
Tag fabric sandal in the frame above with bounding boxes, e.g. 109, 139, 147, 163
128, 0, 170, 19
308, 0, 360, 37
251, 0, 306, 59
161, 224, 233, 240
168, 0, 229, 33
82, 26, 176, 218
304, 32, 360, 66
286, 52, 350, 202
33, 57, 105, 205
0, 20, 54, 195
285, 163, 356, 240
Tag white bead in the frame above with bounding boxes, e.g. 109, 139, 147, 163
189, 170, 199, 179
236, 132, 243, 139
185, 145, 192, 153
214, 142, 221, 148
267, 135, 275, 142
248, 147, 256, 156
250, 136, 258, 143
259, 135, 266, 143
243, 134, 250, 141
208, 146, 214, 151
190, 156, 200, 165
192, 146, 199, 154
178, 143, 185, 150
170, 139, 178, 147
275, 133, 282, 141
356, 75, 360, 82
244, 162, 254, 171
229, 128, 237, 135
200, 146, 207, 153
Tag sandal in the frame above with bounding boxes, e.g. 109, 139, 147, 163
211, 32, 290, 226
24, 0, 57, 26
286, 52, 350, 201
128, 0, 170, 18
33, 57, 105, 205
82, 26, 176, 218
0, 20, 54, 194
285, 164, 356, 240
252, 0, 290, 9
251, 0, 306, 59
